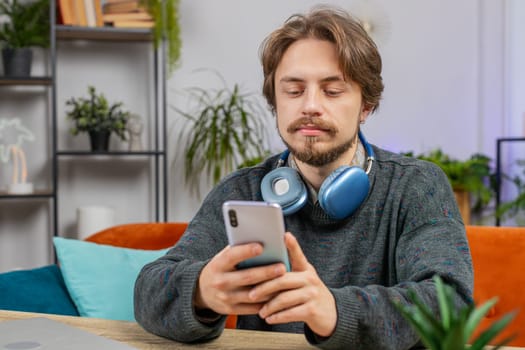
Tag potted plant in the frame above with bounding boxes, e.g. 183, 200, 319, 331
403, 149, 494, 224
0, 0, 50, 77
394, 275, 515, 350
66, 86, 130, 152
173, 73, 273, 196
140, 0, 181, 75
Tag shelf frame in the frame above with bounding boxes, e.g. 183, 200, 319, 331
51, 5, 168, 236
0, 3, 168, 253
55, 25, 153, 42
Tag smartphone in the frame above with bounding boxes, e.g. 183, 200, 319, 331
222, 200, 291, 271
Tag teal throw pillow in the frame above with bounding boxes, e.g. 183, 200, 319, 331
53, 237, 167, 321
0, 264, 79, 316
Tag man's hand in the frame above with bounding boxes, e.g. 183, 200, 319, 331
194, 242, 287, 316
248, 232, 337, 338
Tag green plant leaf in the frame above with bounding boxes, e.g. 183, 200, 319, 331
464, 297, 498, 341
468, 311, 516, 350
406, 289, 445, 336
393, 274, 515, 350
140, 0, 181, 75
0, 0, 49, 48
435, 275, 452, 329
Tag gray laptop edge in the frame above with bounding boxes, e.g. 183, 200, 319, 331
0, 317, 137, 350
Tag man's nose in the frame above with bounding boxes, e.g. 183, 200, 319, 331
302, 89, 322, 116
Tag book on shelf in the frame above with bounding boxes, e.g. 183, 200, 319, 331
103, 0, 142, 14
102, 10, 152, 23
58, 0, 104, 27
72, 0, 87, 26
110, 20, 154, 29
94, 0, 104, 26
101, 3, 153, 29
84, 0, 97, 26
58, 0, 75, 25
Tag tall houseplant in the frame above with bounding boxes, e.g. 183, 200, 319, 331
0, 0, 50, 77
66, 86, 130, 152
140, 0, 181, 75
173, 74, 273, 196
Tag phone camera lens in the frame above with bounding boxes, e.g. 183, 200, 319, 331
228, 209, 238, 227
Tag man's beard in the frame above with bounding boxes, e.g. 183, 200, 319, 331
281, 116, 357, 167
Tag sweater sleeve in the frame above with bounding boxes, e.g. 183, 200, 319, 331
306, 161, 473, 350
133, 187, 232, 341
133, 165, 268, 342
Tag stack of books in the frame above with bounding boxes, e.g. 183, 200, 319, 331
57, 0, 154, 29
102, 0, 154, 28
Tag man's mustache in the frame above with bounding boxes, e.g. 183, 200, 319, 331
286, 117, 337, 136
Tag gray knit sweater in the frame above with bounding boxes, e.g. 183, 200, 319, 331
134, 146, 473, 350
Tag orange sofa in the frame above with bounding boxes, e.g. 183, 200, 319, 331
88, 223, 525, 345
466, 225, 525, 347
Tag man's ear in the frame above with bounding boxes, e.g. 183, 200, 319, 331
360, 105, 372, 124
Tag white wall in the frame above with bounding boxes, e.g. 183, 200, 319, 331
169, 0, 516, 221
0, 0, 523, 271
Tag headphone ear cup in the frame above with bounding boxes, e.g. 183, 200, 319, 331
261, 167, 308, 215
318, 166, 370, 219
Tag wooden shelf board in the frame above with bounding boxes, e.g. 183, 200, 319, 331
0, 77, 53, 86
56, 25, 153, 42
56, 151, 165, 156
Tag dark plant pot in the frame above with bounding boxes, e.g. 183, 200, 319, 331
88, 130, 111, 152
2, 48, 33, 77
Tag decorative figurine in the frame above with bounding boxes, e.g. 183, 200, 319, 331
127, 114, 144, 152
0, 118, 35, 194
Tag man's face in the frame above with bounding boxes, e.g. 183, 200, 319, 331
274, 38, 370, 167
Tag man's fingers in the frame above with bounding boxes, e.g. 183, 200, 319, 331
285, 232, 309, 271
217, 242, 264, 271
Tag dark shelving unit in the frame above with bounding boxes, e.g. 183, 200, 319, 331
0, 5, 56, 212
52, 12, 168, 232
0, 3, 168, 246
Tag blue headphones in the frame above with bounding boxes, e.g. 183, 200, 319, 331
261, 131, 374, 219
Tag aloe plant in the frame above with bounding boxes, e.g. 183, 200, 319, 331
394, 275, 515, 350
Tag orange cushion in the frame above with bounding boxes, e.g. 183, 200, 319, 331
85, 222, 188, 250
466, 225, 525, 346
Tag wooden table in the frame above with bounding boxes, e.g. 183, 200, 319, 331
1, 310, 523, 350
0, 310, 316, 349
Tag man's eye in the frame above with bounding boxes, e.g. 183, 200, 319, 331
325, 90, 342, 97
286, 90, 303, 96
